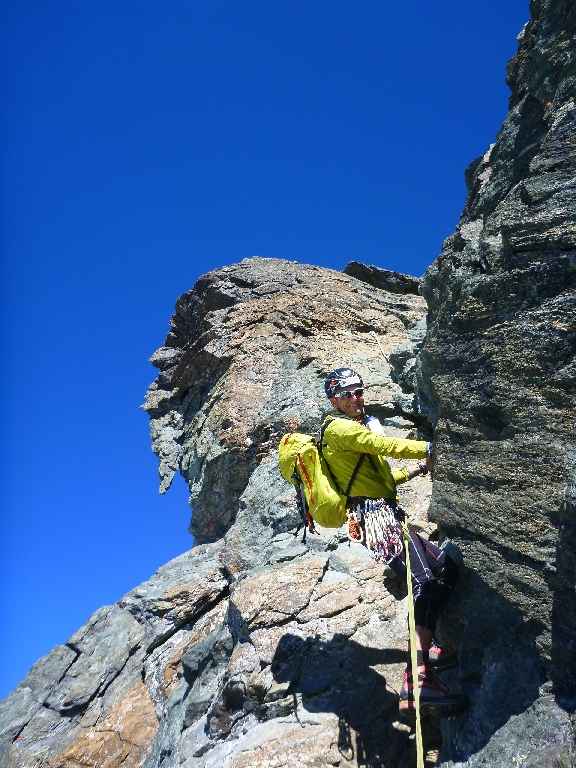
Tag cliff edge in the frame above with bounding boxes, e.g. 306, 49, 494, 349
418, 0, 576, 762
1, 0, 575, 766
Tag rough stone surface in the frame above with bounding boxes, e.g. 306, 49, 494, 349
3, 2, 576, 766
48, 683, 158, 768
416, 0, 576, 763
46, 605, 146, 714
142, 255, 428, 542
343, 260, 422, 295
118, 543, 229, 647
0, 257, 432, 767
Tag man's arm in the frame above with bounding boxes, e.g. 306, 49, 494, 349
392, 456, 436, 485
326, 418, 428, 460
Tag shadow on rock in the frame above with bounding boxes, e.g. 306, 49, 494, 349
271, 632, 434, 767
548, 468, 576, 713
433, 541, 552, 765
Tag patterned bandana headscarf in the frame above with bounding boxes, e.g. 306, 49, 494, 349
324, 368, 363, 399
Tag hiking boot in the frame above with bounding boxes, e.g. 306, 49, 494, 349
428, 639, 458, 671
399, 666, 469, 719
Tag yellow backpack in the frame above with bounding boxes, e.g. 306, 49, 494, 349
278, 419, 367, 529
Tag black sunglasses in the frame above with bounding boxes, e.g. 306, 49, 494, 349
334, 388, 364, 399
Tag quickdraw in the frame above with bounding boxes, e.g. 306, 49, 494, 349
347, 499, 404, 563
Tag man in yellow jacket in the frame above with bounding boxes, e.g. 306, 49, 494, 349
323, 367, 469, 717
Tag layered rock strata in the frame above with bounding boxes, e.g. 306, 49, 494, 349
0, 260, 437, 767
3, 1, 576, 765
417, 0, 576, 763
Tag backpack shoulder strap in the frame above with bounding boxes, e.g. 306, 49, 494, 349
366, 454, 378, 472
318, 412, 352, 445
319, 415, 337, 445
319, 415, 367, 500
344, 453, 366, 497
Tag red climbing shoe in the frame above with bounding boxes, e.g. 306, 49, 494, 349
399, 666, 469, 718
428, 639, 459, 671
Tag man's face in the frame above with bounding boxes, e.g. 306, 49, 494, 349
329, 388, 365, 420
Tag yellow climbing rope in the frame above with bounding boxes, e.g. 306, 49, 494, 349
403, 519, 424, 768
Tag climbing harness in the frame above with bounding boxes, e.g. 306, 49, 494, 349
403, 518, 424, 768
347, 499, 404, 563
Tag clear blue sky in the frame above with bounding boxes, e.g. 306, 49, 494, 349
1, 1, 528, 698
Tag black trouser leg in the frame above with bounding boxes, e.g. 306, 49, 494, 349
388, 530, 458, 634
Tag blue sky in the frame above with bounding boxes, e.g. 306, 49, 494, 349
1, 0, 528, 697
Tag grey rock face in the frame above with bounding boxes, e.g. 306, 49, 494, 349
118, 544, 229, 647
390, 316, 428, 393
441, 695, 574, 768
143, 256, 428, 543
0, 602, 157, 768
4, 2, 576, 766
343, 260, 422, 295
418, 0, 576, 763
45, 605, 145, 714
0, 258, 433, 768
0, 644, 76, 743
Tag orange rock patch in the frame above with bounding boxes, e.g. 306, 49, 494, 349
50, 683, 158, 768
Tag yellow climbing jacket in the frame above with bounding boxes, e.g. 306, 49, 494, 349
320, 412, 427, 500
278, 431, 348, 528
278, 414, 428, 529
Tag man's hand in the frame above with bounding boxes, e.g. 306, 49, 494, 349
411, 456, 435, 478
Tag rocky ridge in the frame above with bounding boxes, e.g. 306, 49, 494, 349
144, 257, 429, 546
417, 0, 576, 763
0, 260, 437, 767
2, 0, 576, 765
